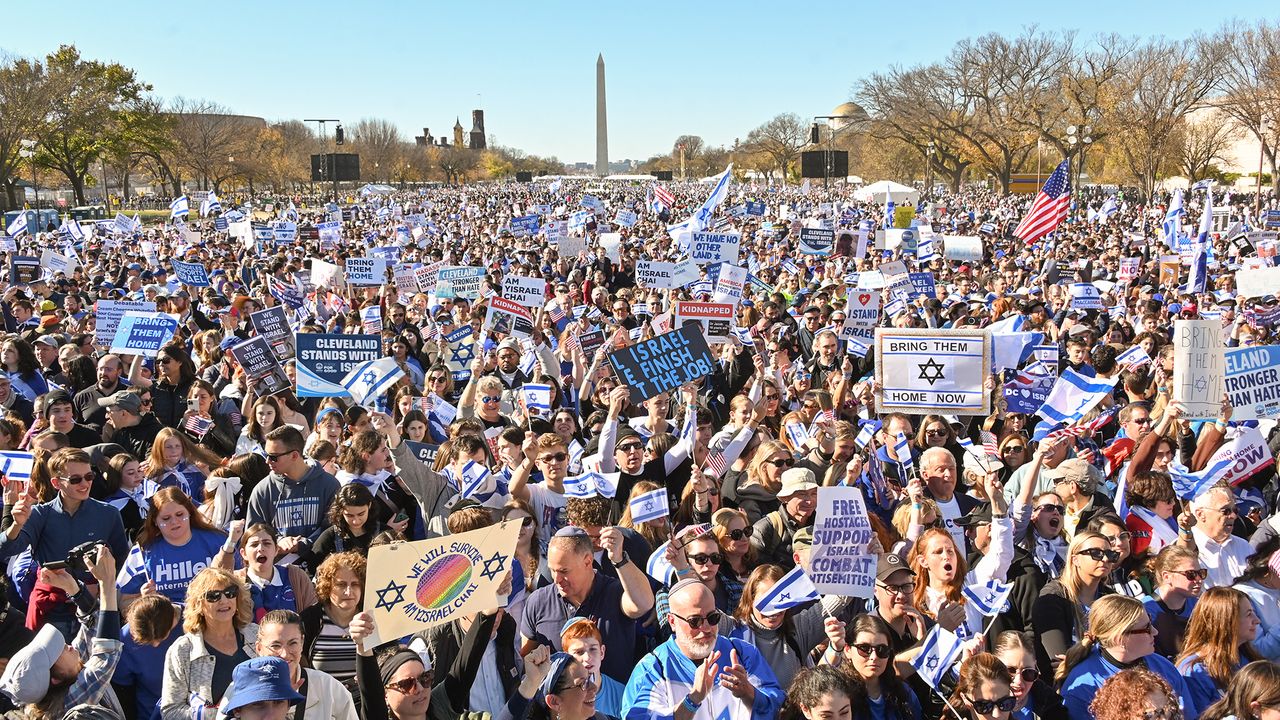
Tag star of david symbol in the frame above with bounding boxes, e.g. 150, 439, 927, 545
290, 509, 304, 525
984, 592, 997, 605
361, 370, 377, 387
479, 551, 506, 581
715, 708, 733, 720
375, 580, 406, 611
451, 342, 474, 365
1194, 377, 1208, 393
778, 591, 791, 601
926, 656, 939, 670
917, 358, 946, 385
643, 499, 655, 512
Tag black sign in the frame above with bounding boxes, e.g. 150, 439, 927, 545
9, 256, 41, 285
405, 441, 440, 466
579, 329, 606, 357
250, 306, 296, 361
607, 323, 715, 404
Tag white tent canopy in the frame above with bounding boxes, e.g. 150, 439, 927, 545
854, 180, 919, 205
358, 184, 397, 196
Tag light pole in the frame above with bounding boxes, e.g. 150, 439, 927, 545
812, 113, 867, 189
1256, 120, 1275, 220
19, 140, 36, 219
303, 118, 341, 202
1066, 125, 1092, 196
926, 141, 936, 198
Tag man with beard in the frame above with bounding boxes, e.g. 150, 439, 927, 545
486, 338, 532, 391
74, 354, 127, 431
621, 580, 783, 720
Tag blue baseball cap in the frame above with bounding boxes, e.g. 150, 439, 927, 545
222, 657, 303, 713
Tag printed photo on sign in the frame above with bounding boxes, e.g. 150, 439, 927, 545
485, 297, 535, 339
875, 328, 991, 415
675, 301, 734, 343
229, 336, 292, 397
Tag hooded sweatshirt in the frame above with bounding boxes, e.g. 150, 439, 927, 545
246, 461, 340, 542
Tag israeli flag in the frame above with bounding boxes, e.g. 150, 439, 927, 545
885, 199, 896, 229
895, 432, 914, 477
548, 179, 562, 194
1115, 344, 1152, 370
990, 331, 1044, 371
169, 195, 190, 219
1093, 196, 1118, 223
201, 191, 223, 217
1034, 368, 1118, 429
690, 164, 734, 232
963, 578, 1013, 616
854, 420, 880, 449
283, 201, 300, 223
647, 541, 676, 584
562, 470, 619, 499
59, 218, 85, 242
1187, 191, 1212, 294
457, 460, 493, 500
521, 383, 552, 418
340, 357, 405, 407
1162, 189, 1184, 244
6, 212, 28, 238
1169, 455, 1235, 500
0, 451, 35, 484
911, 625, 964, 689
629, 488, 669, 523
754, 564, 820, 614
1191, 178, 1213, 191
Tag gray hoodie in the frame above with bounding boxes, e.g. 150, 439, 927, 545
246, 460, 340, 542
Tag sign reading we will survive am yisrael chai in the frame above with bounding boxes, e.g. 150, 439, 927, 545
875, 328, 990, 415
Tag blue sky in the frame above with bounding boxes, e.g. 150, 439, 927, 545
3, 1, 1275, 164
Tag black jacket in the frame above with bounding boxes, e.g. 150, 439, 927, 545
150, 377, 195, 429
111, 414, 164, 461
416, 612, 520, 713
971, 544, 1045, 641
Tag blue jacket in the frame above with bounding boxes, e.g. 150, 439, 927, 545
622, 635, 785, 720
0, 495, 128, 583
1061, 649, 1197, 720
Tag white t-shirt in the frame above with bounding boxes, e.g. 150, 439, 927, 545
528, 482, 569, 555
936, 495, 966, 550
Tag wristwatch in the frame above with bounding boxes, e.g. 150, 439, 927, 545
611, 551, 631, 568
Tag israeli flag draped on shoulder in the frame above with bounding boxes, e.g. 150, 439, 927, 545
169, 195, 190, 219
911, 625, 964, 689
341, 357, 405, 406
962, 578, 1013, 617
1034, 368, 1117, 431
457, 460, 495, 501
1168, 455, 1236, 501
629, 488, 669, 523
754, 564, 820, 614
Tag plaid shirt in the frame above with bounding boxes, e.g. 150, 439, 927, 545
66, 592, 124, 710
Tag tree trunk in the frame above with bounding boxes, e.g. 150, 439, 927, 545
71, 175, 87, 206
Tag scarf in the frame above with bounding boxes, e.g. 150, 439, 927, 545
1129, 505, 1180, 552
336, 468, 392, 497
1033, 536, 1066, 578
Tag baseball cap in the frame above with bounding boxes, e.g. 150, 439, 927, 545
1041, 458, 1099, 490
97, 390, 142, 415
791, 527, 814, 554
876, 553, 916, 582
0, 625, 66, 704
778, 467, 818, 498
221, 657, 303, 713
33, 335, 60, 348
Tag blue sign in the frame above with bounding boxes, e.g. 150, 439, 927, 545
1002, 375, 1054, 414
214, 216, 228, 232
171, 260, 210, 287
908, 272, 937, 299
108, 313, 180, 358
745, 201, 766, 216
295, 333, 382, 398
510, 215, 540, 237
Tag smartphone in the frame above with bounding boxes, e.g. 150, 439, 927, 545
393, 511, 409, 523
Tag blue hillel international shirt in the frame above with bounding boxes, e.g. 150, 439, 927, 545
116, 529, 239, 603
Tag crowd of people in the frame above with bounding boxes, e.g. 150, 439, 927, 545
0, 171, 1275, 720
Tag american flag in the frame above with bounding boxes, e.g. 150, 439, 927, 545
703, 452, 727, 478
269, 276, 305, 310
1044, 405, 1118, 441
548, 304, 567, 323
979, 431, 999, 459
1013, 160, 1071, 243
183, 414, 214, 439
653, 184, 675, 209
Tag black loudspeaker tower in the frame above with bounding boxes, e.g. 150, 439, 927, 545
652, 170, 674, 181
800, 150, 849, 179
310, 153, 362, 182
515, 172, 533, 183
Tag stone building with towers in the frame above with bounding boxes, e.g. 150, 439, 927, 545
415, 109, 487, 150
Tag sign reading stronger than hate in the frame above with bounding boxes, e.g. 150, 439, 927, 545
1172, 320, 1224, 420
607, 324, 715, 404
1224, 345, 1280, 420
809, 486, 876, 598
875, 328, 991, 415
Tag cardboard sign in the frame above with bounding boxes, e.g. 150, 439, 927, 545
1118, 257, 1141, 282
675, 301, 734, 343
346, 257, 388, 286
510, 215, 540, 237
414, 261, 444, 293
250, 306, 296, 361
94, 300, 156, 347
798, 227, 835, 255
1003, 375, 1055, 414
557, 234, 587, 258
484, 296, 535, 339
713, 264, 747, 304
1206, 426, 1276, 487
875, 328, 991, 415
607, 323, 716, 404
109, 312, 179, 358
1172, 320, 1224, 419
40, 249, 77, 276
884, 228, 918, 253
1224, 345, 1280, 420
579, 329, 606, 357
635, 260, 680, 290
501, 276, 546, 308
229, 335, 291, 397
1236, 266, 1280, 299
317, 220, 342, 246
295, 333, 382, 397
311, 259, 345, 289
809, 487, 876, 598
688, 232, 740, 265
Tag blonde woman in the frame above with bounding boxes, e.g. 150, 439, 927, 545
160, 567, 258, 720
736, 439, 793, 524
1031, 531, 1117, 681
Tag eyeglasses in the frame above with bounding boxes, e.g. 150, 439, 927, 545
203, 586, 240, 603
264, 449, 297, 463
1171, 568, 1208, 582
1051, 477, 1078, 487
724, 527, 753, 541
763, 393, 780, 401
539, 453, 568, 464
617, 442, 645, 453
1034, 504, 1065, 514
966, 695, 1017, 715
1007, 667, 1039, 683
877, 581, 915, 596
562, 675, 599, 693
510, 516, 534, 527
1214, 505, 1238, 516
59, 473, 93, 485
1125, 624, 1156, 636
853, 643, 891, 658
1131, 417, 1153, 425
385, 671, 434, 695
1077, 548, 1121, 563
1003, 445, 1026, 453
765, 457, 794, 468
670, 610, 722, 629
481, 395, 501, 404
158, 357, 176, 365
687, 552, 723, 566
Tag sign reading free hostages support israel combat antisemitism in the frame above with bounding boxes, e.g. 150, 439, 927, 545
875, 328, 991, 415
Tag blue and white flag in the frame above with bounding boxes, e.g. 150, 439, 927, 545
59, 218, 85, 242
911, 625, 964, 689
340, 357, 405, 406
1187, 191, 1212, 293
1169, 455, 1235, 500
854, 420, 880, 450
963, 578, 1013, 617
1091, 196, 1118, 223
885, 199, 896, 229
6, 212, 28, 238
990, 331, 1044, 371
283, 201, 299, 223
457, 460, 493, 500
1034, 368, 1118, 429
521, 383, 552, 419
646, 541, 676, 584
895, 432, 914, 478
1191, 178, 1213, 191
754, 564, 820, 614
1162, 189, 1184, 244
0, 451, 35, 484
200, 191, 223, 217
562, 470, 619, 499
548, 179, 562, 194
169, 195, 190, 219
689, 164, 734, 234
1115, 344, 1152, 371
629, 488, 669, 523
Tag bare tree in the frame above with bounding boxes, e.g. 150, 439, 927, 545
1211, 21, 1280, 195
856, 65, 972, 191
347, 118, 403, 182
744, 113, 809, 181
0, 53, 53, 211
1176, 113, 1239, 181
168, 98, 264, 191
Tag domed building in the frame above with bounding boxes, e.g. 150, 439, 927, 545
829, 102, 869, 131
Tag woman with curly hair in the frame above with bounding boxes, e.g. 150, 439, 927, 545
160, 567, 257, 719
301, 551, 368, 699
1089, 667, 1183, 720
821, 614, 922, 720
1176, 586, 1262, 711
780, 665, 855, 720
1199, 659, 1280, 720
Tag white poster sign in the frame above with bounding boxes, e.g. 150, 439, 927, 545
810, 487, 876, 598
1172, 320, 1225, 419
875, 328, 990, 415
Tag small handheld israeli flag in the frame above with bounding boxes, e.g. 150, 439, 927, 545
548, 179, 562, 194
911, 625, 964, 689
562, 470, 619, 499
6, 213, 28, 238
895, 432, 914, 477
754, 564, 820, 614
629, 488, 669, 523
647, 541, 675, 584
1115, 344, 1152, 371
458, 460, 493, 500
340, 357, 405, 407
201, 191, 223, 217
521, 383, 552, 419
0, 451, 35, 484
962, 578, 1013, 617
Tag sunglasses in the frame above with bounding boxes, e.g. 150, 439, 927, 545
671, 610, 722, 629
853, 643, 891, 659
687, 552, 723, 566
765, 457, 795, 468
1101, 531, 1132, 544
967, 695, 1018, 715
1034, 504, 1065, 514
617, 443, 645, 453
539, 452, 568, 463
427, 376, 447, 383
724, 527, 753, 541
158, 357, 176, 365
203, 586, 239, 603
386, 671, 434, 695
1007, 667, 1039, 683
1171, 568, 1208, 582
265, 450, 297, 462
1125, 624, 1156, 636
1214, 505, 1238, 516
59, 473, 93, 486
1077, 548, 1121, 563
481, 395, 502, 404
1003, 445, 1026, 453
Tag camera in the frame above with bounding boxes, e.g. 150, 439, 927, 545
66, 541, 105, 574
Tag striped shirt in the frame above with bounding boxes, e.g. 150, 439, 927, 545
310, 616, 360, 698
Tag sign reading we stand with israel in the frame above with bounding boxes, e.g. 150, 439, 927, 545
875, 328, 990, 415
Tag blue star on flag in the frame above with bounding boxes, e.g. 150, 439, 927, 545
375, 580, 406, 611
480, 551, 506, 581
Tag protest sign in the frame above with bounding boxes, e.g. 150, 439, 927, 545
1224, 345, 1280, 420
437, 266, 485, 300
1159, 257, 1181, 288
746, 200, 766, 216
250, 306, 295, 361
857, 270, 886, 290
272, 221, 297, 244
509, 215, 539, 237
884, 228, 918, 253
317, 220, 342, 247
1204, 427, 1276, 487
1069, 283, 1103, 310
295, 334, 381, 397
614, 209, 638, 227
713, 264, 747, 304
40, 249, 77, 276
345, 257, 388, 286
557, 234, 586, 258
109, 312, 179, 358
501, 275, 546, 307
362, 520, 521, 646
1172, 320, 1224, 419
393, 265, 418, 299
311, 258, 344, 288
675, 302, 734, 343
1236, 266, 1280, 298
414, 261, 444, 293
943, 236, 983, 262
809, 487, 876, 598
405, 441, 440, 467
635, 260, 679, 289
798, 227, 835, 255
688, 232, 740, 264
94, 300, 156, 347
1118, 257, 1141, 282
485, 297, 535, 339
444, 326, 478, 385
840, 291, 880, 344
578, 329, 606, 357
229, 335, 291, 397
9, 256, 40, 285
875, 329, 990, 415
171, 259, 210, 287
607, 324, 715, 404
598, 233, 622, 263
1003, 374, 1055, 414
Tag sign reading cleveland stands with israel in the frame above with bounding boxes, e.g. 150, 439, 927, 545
875, 328, 990, 415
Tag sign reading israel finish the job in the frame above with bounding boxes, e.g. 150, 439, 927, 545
607, 324, 715, 404
1225, 345, 1280, 420
688, 232, 740, 264
875, 328, 991, 415
109, 312, 180, 358
295, 333, 382, 397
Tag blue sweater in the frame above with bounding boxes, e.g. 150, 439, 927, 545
1061, 650, 1198, 720
1176, 653, 1243, 715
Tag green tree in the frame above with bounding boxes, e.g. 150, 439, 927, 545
0, 55, 53, 212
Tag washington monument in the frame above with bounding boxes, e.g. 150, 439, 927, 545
596, 53, 608, 176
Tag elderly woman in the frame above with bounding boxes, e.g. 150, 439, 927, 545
301, 551, 368, 698
160, 567, 258, 720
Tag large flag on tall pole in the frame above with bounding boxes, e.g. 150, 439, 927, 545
1187, 191, 1211, 293
1013, 160, 1071, 243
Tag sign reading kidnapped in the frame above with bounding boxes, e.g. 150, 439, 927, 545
109, 312, 180, 358
607, 324, 715, 404
688, 232, 740, 264
295, 333, 382, 397
875, 328, 990, 415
